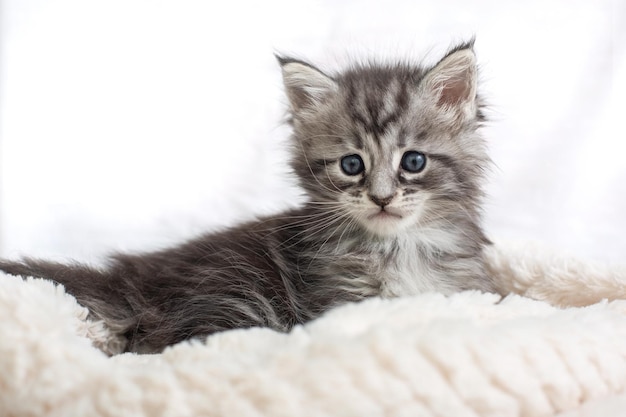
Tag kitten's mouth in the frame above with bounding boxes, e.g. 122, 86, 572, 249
368, 209, 403, 220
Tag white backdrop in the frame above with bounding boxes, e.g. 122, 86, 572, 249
1, 0, 624, 265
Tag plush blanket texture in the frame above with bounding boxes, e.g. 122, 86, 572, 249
1, 242, 626, 417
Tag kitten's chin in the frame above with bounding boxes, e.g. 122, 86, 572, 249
359, 208, 416, 237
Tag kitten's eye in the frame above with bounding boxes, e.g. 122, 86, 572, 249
340, 154, 364, 176
401, 151, 426, 173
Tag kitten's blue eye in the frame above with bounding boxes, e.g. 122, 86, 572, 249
340, 154, 364, 176
401, 151, 426, 173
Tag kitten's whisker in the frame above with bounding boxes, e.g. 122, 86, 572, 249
303, 212, 355, 272
274, 212, 348, 249
263, 207, 346, 235
333, 215, 359, 255
258, 211, 336, 232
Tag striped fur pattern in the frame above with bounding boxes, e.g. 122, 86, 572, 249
0, 41, 497, 354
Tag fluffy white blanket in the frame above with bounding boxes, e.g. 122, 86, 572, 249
1, 243, 626, 417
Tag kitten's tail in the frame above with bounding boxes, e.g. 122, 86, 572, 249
0, 258, 135, 351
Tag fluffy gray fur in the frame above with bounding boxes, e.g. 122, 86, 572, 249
0, 41, 497, 354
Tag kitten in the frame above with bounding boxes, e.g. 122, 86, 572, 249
0, 41, 497, 354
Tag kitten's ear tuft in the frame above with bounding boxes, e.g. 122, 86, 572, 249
421, 43, 478, 113
277, 56, 337, 113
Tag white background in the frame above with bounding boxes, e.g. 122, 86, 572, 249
1, 0, 624, 265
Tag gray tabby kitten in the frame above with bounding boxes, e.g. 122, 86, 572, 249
0, 41, 497, 354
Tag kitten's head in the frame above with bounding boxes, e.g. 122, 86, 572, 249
278, 41, 489, 238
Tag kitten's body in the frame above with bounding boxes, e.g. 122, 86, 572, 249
0, 41, 497, 353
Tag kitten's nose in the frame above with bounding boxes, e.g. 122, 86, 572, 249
369, 194, 394, 208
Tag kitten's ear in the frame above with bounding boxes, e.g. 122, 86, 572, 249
276, 56, 337, 113
420, 43, 478, 115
